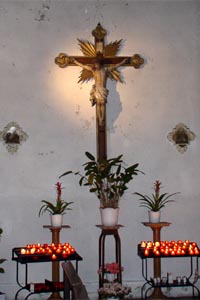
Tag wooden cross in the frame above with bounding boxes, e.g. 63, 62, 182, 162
55, 23, 144, 162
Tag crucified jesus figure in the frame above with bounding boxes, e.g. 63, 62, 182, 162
71, 58, 128, 126
55, 23, 144, 161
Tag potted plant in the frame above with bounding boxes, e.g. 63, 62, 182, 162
0, 228, 6, 300
38, 182, 73, 227
60, 152, 141, 226
98, 282, 132, 299
134, 180, 179, 223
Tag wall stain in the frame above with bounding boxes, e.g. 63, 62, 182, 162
35, 2, 50, 22
38, 150, 54, 156
82, 119, 91, 130
75, 105, 80, 116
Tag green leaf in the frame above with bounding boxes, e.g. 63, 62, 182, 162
90, 188, 97, 193
59, 171, 73, 178
88, 174, 94, 185
84, 162, 96, 170
116, 165, 121, 175
79, 177, 85, 186
0, 259, 6, 264
126, 163, 139, 173
85, 152, 95, 161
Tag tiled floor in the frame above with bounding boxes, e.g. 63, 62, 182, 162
133, 294, 199, 299
136, 294, 200, 299
89, 295, 199, 300
137, 298, 198, 300
133, 296, 199, 299
90, 292, 198, 299
124, 296, 197, 300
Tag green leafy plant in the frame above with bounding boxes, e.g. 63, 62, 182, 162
134, 180, 179, 212
60, 152, 141, 208
39, 182, 73, 216
0, 228, 6, 274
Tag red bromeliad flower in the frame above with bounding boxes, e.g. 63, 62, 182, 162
154, 180, 162, 198
56, 182, 62, 201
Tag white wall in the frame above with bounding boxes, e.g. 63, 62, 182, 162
0, 0, 200, 299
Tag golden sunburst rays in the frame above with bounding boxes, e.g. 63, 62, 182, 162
77, 39, 124, 84
78, 69, 93, 83
107, 69, 123, 83
77, 39, 96, 57
104, 39, 123, 57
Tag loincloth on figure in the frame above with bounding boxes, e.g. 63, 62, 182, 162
89, 85, 108, 126
90, 85, 108, 106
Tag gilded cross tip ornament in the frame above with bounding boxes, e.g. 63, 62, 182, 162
131, 54, 144, 69
55, 53, 71, 68
92, 23, 107, 40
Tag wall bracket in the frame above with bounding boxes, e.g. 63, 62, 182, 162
167, 123, 195, 153
0, 122, 28, 153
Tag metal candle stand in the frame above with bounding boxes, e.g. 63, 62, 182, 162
12, 225, 82, 300
139, 222, 200, 299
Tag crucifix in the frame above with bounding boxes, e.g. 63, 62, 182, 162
55, 23, 144, 162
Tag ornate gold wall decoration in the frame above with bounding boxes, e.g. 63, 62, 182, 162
0, 122, 28, 153
167, 123, 195, 153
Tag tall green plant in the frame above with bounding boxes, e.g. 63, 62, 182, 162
60, 152, 142, 208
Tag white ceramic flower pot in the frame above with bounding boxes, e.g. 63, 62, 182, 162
148, 211, 161, 223
50, 214, 63, 227
105, 273, 115, 283
100, 208, 119, 227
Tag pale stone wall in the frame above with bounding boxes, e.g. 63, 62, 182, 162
0, 0, 199, 299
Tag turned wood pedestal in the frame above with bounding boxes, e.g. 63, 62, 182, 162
142, 222, 171, 299
43, 225, 70, 299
